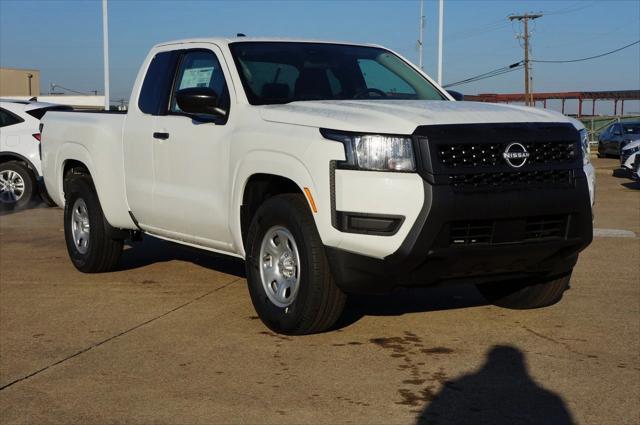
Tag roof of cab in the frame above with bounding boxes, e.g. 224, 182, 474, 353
154, 37, 383, 49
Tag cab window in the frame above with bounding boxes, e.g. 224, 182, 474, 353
138, 51, 180, 115
170, 50, 230, 118
357, 58, 416, 98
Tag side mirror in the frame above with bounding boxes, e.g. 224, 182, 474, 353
447, 90, 464, 101
176, 87, 221, 116
613, 129, 622, 136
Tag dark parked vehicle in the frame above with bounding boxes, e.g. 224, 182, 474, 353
598, 121, 640, 157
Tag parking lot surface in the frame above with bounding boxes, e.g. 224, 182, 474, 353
0, 157, 638, 424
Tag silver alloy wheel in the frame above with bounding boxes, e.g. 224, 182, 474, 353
259, 226, 301, 308
0, 169, 25, 203
71, 198, 90, 254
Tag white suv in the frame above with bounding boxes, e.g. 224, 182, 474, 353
0, 99, 70, 208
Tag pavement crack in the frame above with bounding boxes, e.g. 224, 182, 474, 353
0, 278, 241, 392
522, 325, 596, 360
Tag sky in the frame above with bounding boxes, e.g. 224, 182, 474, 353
1, 0, 639, 114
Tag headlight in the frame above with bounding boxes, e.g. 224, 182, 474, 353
580, 129, 590, 165
321, 129, 416, 172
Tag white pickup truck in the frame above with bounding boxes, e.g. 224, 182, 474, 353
41, 38, 593, 334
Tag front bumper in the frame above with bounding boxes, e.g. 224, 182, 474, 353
327, 175, 592, 293
622, 151, 639, 170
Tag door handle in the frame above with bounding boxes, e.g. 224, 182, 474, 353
153, 132, 169, 140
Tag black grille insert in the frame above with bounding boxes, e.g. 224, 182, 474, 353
449, 169, 574, 189
450, 221, 493, 245
449, 215, 569, 246
524, 215, 568, 240
438, 141, 576, 168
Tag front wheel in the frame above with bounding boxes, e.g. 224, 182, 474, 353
245, 194, 346, 335
64, 174, 123, 273
476, 273, 571, 309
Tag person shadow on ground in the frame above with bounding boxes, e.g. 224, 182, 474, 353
417, 345, 575, 425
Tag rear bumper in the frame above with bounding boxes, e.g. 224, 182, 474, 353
326, 174, 593, 294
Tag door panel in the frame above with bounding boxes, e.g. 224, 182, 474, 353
151, 46, 234, 249
124, 49, 181, 227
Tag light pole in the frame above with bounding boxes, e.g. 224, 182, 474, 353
418, 0, 424, 69
102, 0, 110, 110
437, 0, 444, 85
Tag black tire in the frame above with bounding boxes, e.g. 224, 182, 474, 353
40, 186, 58, 207
0, 161, 35, 210
476, 273, 571, 309
64, 174, 123, 273
245, 193, 346, 335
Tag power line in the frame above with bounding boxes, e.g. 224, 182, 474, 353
532, 40, 640, 63
541, 1, 597, 16
448, 21, 511, 42
50, 84, 97, 95
443, 62, 523, 88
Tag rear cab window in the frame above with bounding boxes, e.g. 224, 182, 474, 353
138, 51, 180, 115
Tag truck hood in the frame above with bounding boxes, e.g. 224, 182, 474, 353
259, 100, 577, 134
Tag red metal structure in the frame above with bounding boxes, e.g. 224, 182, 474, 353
465, 90, 640, 117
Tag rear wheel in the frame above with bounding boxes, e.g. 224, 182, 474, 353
245, 194, 346, 335
64, 174, 123, 272
0, 161, 35, 210
477, 273, 571, 309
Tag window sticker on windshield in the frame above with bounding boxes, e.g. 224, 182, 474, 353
180, 67, 214, 89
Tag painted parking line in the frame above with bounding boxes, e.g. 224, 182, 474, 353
593, 228, 637, 238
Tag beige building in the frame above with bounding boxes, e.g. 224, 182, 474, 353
0, 67, 41, 97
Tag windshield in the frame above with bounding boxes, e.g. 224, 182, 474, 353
229, 42, 446, 105
622, 123, 640, 134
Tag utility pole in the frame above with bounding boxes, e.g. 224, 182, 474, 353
418, 0, 424, 69
508, 12, 542, 106
437, 0, 444, 85
102, 0, 110, 111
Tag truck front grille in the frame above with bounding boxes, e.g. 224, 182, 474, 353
449, 169, 574, 189
449, 215, 568, 246
413, 123, 582, 191
438, 141, 576, 169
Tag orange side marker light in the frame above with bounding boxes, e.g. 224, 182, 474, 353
303, 187, 318, 213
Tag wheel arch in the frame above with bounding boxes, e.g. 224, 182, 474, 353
52, 142, 135, 229
240, 173, 304, 249
232, 151, 321, 257
0, 151, 38, 175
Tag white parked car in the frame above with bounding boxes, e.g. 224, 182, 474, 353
41, 38, 594, 334
621, 139, 640, 173
0, 99, 70, 208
